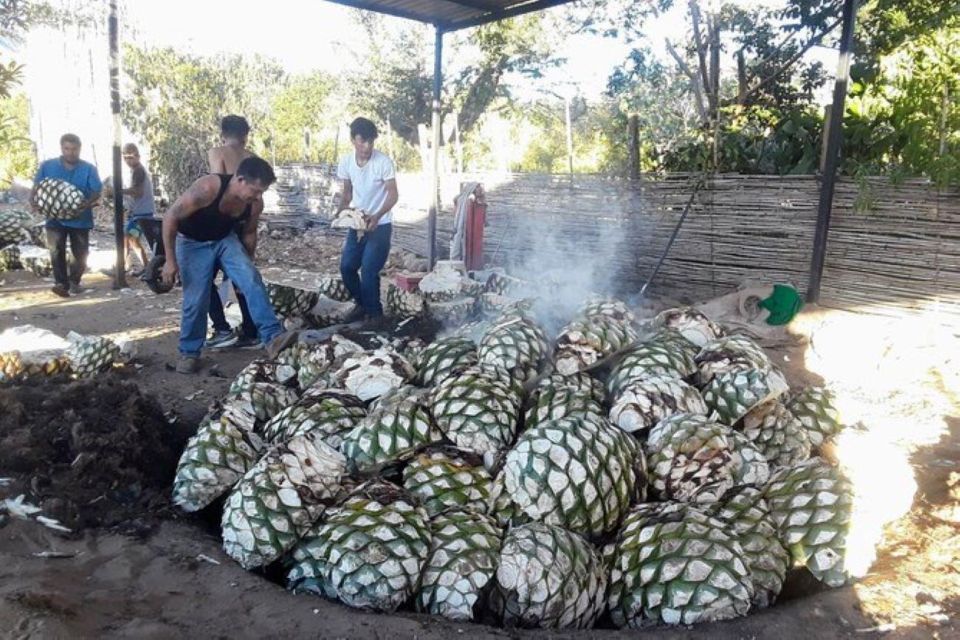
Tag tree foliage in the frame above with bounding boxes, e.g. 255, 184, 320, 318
593, 0, 959, 185
348, 11, 561, 150
79, 0, 960, 189
121, 46, 285, 196
0, 93, 35, 186
844, 26, 960, 187
265, 71, 339, 163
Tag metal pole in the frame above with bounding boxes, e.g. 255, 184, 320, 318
109, 0, 126, 289
427, 25, 442, 268
564, 93, 574, 178
808, 0, 858, 303
639, 176, 705, 298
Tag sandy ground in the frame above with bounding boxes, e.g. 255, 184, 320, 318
0, 226, 957, 639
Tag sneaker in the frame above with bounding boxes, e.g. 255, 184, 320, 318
176, 355, 199, 374
207, 329, 239, 349
234, 334, 261, 349
69, 283, 85, 295
51, 284, 70, 298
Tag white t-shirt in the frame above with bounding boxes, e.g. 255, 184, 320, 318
337, 149, 397, 225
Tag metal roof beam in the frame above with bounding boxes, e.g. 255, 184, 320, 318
438, 0, 505, 14
442, 0, 574, 31
324, 0, 449, 25
323, 0, 577, 31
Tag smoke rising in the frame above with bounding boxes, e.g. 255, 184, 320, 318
492, 205, 637, 337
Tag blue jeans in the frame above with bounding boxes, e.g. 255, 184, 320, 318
208, 276, 256, 337
340, 223, 392, 316
176, 233, 283, 356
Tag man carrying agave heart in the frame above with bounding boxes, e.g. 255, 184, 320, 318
30, 133, 102, 298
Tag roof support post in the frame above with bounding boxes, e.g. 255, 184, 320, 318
807, 0, 858, 303
109, 0, 126, 289
427, 25, 443, 268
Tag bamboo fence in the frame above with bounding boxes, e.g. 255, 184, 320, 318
269, 166, 960, 324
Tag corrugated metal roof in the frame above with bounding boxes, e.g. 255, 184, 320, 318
324, 0, 575, 32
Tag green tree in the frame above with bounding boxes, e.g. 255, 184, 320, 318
266, 71, 338, 163
844, 27, 960, 187
0, 93, 35, 186
121, 46, 284, 197
346, 11, 561, 161
595, 0, 838, 174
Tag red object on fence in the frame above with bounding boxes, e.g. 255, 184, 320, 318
463, 184, 487, 271
393, 272, 424, 292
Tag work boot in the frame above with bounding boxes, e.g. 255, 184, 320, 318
176, 355, 200, 374
265, 330, 300, 360
342, 304, 366, 324
234, 333, 261, 349
363, 314, 394, 333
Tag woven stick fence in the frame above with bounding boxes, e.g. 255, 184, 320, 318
269, 166, 960, 324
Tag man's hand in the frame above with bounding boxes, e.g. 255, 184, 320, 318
364, 212, 380, 232
161, 259, 179, 287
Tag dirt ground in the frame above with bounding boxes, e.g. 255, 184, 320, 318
0, 376, 182, 533
0, 226, 957, 639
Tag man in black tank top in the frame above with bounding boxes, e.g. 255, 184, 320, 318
161, 157, 295, 373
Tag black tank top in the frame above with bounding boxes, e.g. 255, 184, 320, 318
178, 174, 251, 241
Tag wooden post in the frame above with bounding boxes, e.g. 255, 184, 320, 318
628, 114, 640, 180
109, 0, 125, 289
939, 84, 950, 157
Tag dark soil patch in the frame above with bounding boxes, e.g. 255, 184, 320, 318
0, 374, 187, 534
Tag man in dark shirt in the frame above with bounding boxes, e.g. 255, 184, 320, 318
206, 115, 258, 349
161, 156, 294, 373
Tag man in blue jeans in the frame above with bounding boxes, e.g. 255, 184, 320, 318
161, 157, 294, 373
30, 133, 102, 298
337, 117, 399, 321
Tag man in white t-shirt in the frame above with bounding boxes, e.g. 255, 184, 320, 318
337, 117, 399, 320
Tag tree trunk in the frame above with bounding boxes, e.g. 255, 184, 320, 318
737, 50, 748, 104
688, 0, 716, 113
939, 83, 950, 157
666, 40, 708, 124
709, 13, 721, 114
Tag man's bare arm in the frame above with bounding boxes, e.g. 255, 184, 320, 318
208, 148, 226, 174
242, 199, 263, 258
372, 179, 398, 218
338, 180, 353, 213
79, 191, 101, 211
365, 178, 398, 231
122, 167, 145, 199
161, 175, 220, 276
